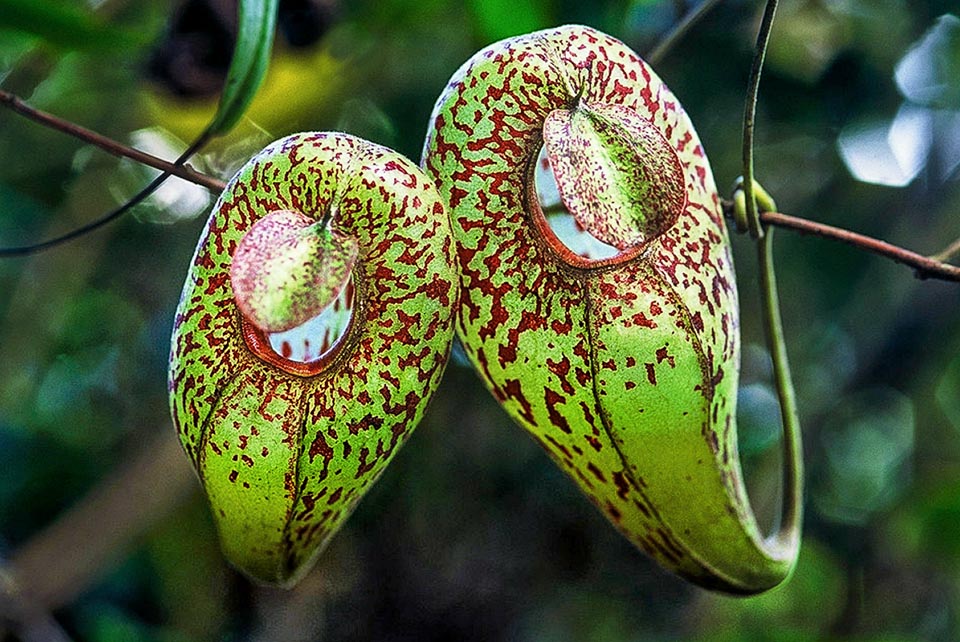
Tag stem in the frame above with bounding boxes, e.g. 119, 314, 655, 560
647, 0, 723, 66
741, 0, 779, 239
930, 236, 960, 264
757, 228, 802, 551
761, 211, 960, 282
739, 0, 801, 561
0, 88, 226, 192
0, 132, 214, 257
0, 569, 74, 642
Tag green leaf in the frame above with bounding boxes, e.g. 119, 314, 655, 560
0, 0, 144, 51
205, 0, 280, 137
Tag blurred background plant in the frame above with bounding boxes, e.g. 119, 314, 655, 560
1, 0, 960, 640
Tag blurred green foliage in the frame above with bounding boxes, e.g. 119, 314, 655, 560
0, 0, 148, 52
1, 0, 960, 640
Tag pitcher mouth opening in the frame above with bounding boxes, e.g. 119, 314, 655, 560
241, 277, 356, 377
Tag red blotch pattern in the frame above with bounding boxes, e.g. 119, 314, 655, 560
170, 133, 457, 583
424, 26, 756, 590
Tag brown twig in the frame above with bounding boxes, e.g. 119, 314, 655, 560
4, 72, 958, 284
0, 88, 226, 192
760, 210, 960, 282
0, 122, 215, 256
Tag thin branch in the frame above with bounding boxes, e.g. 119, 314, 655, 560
0, 569, 74, 642
9, 431, 196, 610
1, 168, 172, 256
930, 236, 960, 264
0, 88, 226, 192
760, 210, 960, 282
741, 0, 779, 239
0, 132, 214, 257
647, 0, 723, 66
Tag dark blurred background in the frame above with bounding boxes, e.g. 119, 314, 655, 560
2, 0, 960, 640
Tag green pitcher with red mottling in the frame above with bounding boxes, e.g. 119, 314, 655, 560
423, 25, 801, 594
169, 132, 458, 586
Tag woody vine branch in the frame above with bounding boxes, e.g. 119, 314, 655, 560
0, 65, 958, 280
